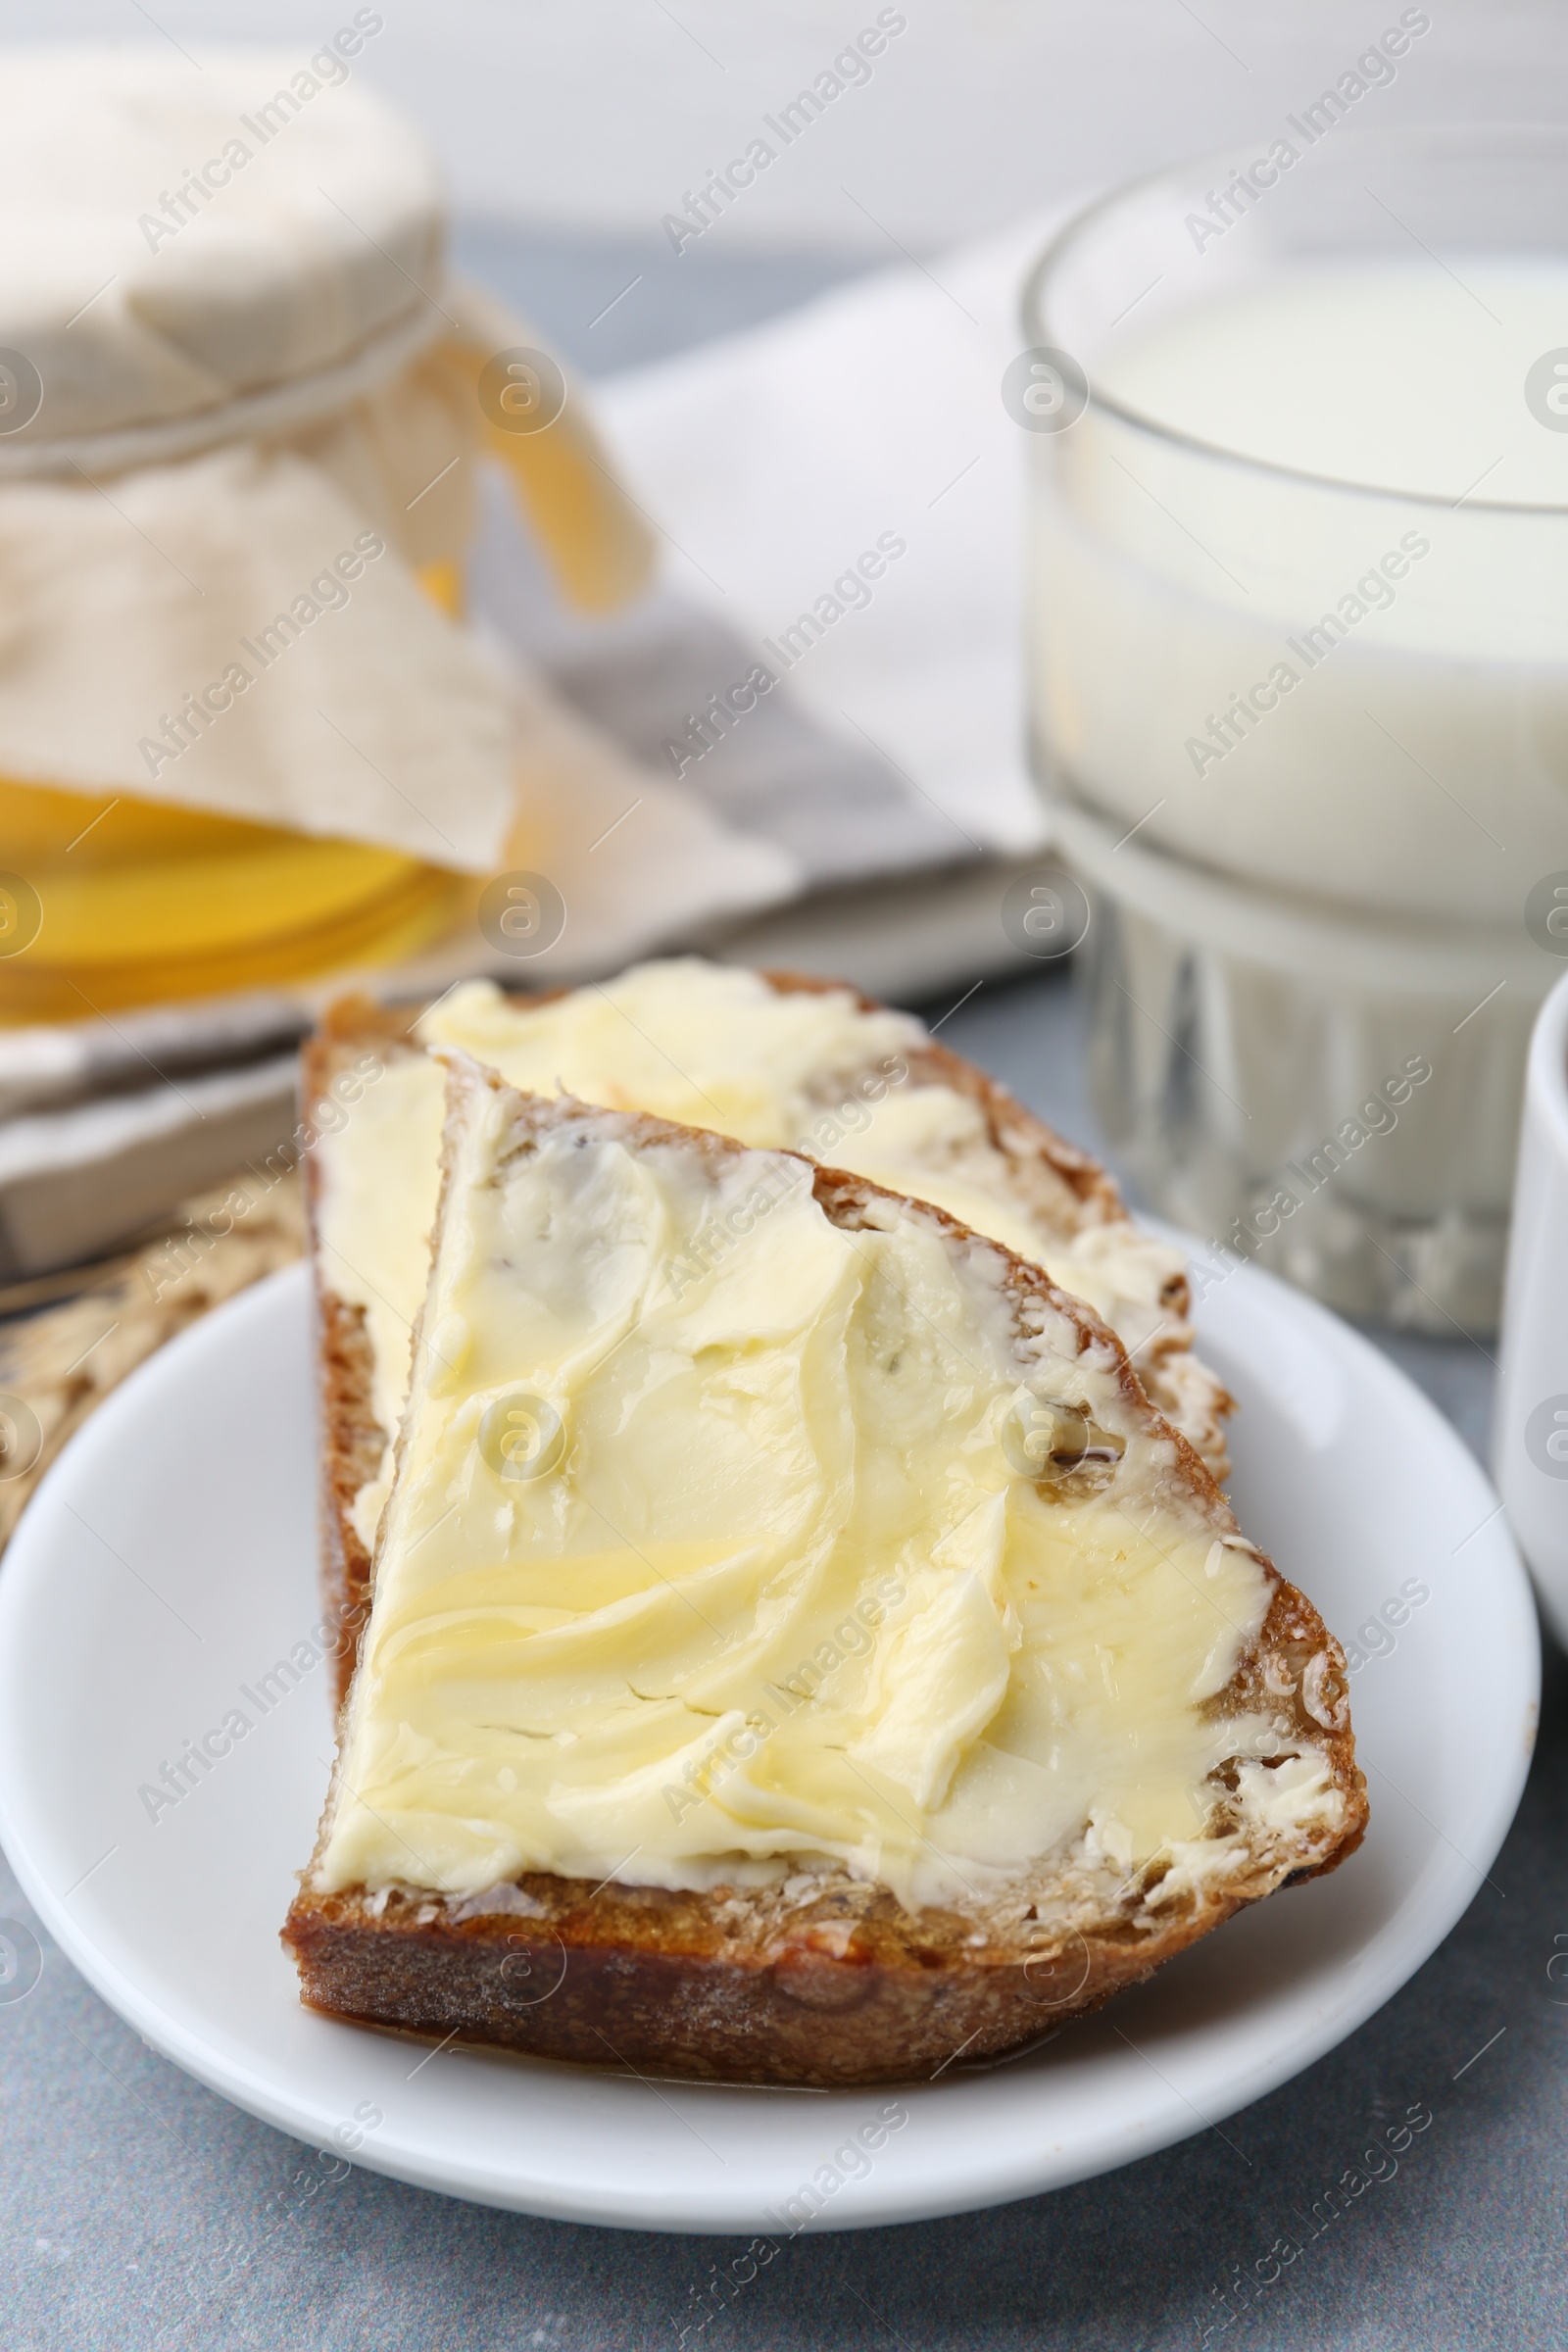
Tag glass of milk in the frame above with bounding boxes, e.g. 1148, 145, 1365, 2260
1021, 126, 1568, 1335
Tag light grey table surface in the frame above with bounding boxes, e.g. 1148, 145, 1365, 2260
3, 238, 1558, 2352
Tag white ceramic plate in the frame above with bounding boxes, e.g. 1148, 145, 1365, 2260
0, 1260, 1538, 2233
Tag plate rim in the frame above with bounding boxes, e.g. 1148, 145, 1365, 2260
0, 1256, 1540, 2233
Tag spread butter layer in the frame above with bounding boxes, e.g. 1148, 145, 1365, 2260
316, 1070, 1327, 1910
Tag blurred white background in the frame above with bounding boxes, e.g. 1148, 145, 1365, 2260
12, 1, 1567, 253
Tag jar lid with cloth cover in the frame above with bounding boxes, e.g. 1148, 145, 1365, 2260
0, 43, 651, 1018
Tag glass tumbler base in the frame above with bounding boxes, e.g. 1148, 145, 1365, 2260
1053, 795, 1560, 1338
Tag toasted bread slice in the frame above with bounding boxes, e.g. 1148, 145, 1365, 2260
283, 1061, 1364, 2087
302, 961, 1233, 1695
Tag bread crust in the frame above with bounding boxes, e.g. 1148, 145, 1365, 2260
760, 966, 1125, 1224
751, 968, 1233, 1469
285, 1070, 1367, 2086
300, 1002, 422, 1690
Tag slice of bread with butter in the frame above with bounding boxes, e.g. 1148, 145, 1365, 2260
283, 1052, 1364, 2085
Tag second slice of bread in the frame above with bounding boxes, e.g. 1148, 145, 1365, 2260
303, 963, 1234, 1701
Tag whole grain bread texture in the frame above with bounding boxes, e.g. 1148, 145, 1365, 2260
284, 1071, 1366, 2088
301, 970, 1233, 1697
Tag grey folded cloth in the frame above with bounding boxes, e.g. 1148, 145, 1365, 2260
466, 477, 968, 889
0, 1035, 303, 1283
0, 993, 308, 1123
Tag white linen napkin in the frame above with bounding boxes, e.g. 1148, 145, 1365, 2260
437, 211, 1070, 1004
416, 209, 1070, 1005
537, 212, 1060, 884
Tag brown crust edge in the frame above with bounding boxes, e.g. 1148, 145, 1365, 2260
301, 1003, 422, 1694
755, 972, 1237, 1473
759, 966, 1126, 1224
